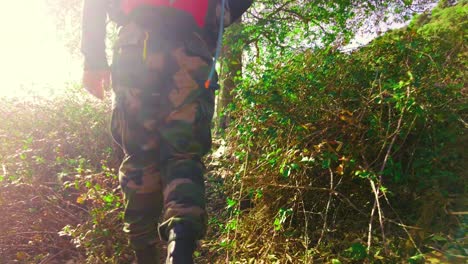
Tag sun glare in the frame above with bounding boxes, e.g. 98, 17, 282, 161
0, 1, 81, 98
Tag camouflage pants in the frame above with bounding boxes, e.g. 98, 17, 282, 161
110, 22, 215, 250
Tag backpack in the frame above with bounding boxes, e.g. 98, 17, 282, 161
120, 0, 210, 27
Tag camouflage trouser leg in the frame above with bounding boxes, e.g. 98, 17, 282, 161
110, 22, 215, 250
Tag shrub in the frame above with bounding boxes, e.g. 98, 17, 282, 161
214, 2, 466, 263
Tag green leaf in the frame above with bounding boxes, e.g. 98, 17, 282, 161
227, 198, 237, 209
280, 165, 291, 178
403, 0, 413, 6
408, 254, 424, 264
430, 235, 448, 242
322, 159, 331, 169
274, 217, 281, 231
102, 194, 114, 204
300, 156, 315, 163
344, 243, 367, 260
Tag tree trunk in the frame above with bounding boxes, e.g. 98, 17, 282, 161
215, 20, 243, 134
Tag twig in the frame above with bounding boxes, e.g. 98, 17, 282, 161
266, 184, 332, 192
317, 168, 334, 246
300, 197, 311, 262
381, 191, 423, 255
44, 186, 89, 214
333, 192, 367, 217
447, 211, 468, 215
268, 183, 372, 218
367, 200, 377, 250
369, 77, 413, 254
2, 164, 6, 177
39, 249, 68, 264
0, 231, 58, 240
228, 141, 250, 263
369, 179, 387, 253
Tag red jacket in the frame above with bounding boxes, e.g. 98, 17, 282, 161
121, 0, 209, 27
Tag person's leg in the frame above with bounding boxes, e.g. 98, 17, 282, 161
111, 90, 165, 263
156, 46, 216, 263
120, 156, 163, 250
160, 158, 206, 264
111, 95, 165, 262
112, 21, 216, 262
157, 103, 212, 241
111, 22, 168, 263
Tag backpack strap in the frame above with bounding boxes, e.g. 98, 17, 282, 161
205, 0, 227, 89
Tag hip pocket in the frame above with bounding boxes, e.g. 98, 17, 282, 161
112, 23, 148, 90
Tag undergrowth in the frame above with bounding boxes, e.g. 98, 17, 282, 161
211, 2, 467, 263
0, 88, 132, 263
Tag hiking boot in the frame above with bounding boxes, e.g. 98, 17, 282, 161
134, 244, 159, 264
165, 224, 196, 264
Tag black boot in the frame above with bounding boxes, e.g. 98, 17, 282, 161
165, 224, 196, 264
134, 244, 159, 264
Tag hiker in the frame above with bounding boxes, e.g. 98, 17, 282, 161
81, 0, 253, 263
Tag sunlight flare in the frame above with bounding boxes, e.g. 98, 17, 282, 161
0, 1, 81, 97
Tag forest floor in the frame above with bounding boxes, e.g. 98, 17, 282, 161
0, 141, 230, 264
0, 132, 466, 264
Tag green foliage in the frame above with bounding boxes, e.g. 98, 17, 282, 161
343, 243, 368, 260
215, 2, 467, 262
274, 208, 293, 231
0, 87, 113, 183
0, 88, 132, 263
415, 2, 468, 37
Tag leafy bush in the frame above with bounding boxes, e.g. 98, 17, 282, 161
0, 88, 132, 263
215, 2, 466, 263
